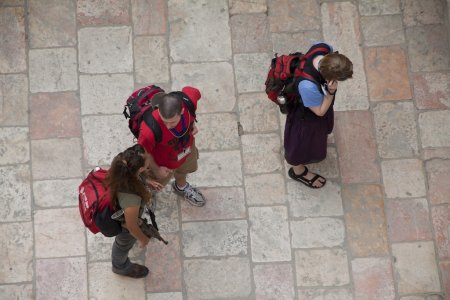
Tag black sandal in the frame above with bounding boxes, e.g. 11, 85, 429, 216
288, 167, 326, 189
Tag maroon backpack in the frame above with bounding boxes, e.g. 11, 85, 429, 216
78, 168, 121, 237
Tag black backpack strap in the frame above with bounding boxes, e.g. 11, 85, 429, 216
142, 109, 162, 144
170, 91, 197, 122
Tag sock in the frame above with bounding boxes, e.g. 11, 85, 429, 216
175, 182, 187, 190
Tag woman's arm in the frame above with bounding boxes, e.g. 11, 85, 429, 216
307, 80, 338, 117
123, 205, 150, 247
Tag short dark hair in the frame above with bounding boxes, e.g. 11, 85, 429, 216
159, 93, 182, 119
319, 53, 353, 81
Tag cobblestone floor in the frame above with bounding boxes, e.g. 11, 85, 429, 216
1, 0, 450, 299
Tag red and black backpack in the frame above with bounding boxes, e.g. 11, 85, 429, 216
265, 44, 331, 117
123, 85, 197, 143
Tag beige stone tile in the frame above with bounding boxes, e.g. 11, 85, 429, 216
229, 0, 267, 14
268, 0, 320, 32
245, 173, 287, 206
89, 261, 146, 299
78, 26, 133, 73
36, 257, 87, 300
238, 93, 279, 133
0, 284, 33, 299
171, 62, 236, 113
134, 36, 169, 84
0, 127, 29, 165
0, 0, 24, 5
77, 0, 130, 26
361, 15, 405, 46
195, 113, 240, 151
147, 292, 183, 300
0, 7, 26, 73
168, 0, 231, 62
297, 287, 353, 299
234, 53, 273, 93
80, 74, 134, 115
0, 165, 31, 222
358, 0, 400, 15
31, 138, 82, 180
153, 186, 179, 233
427, 159, 450, 205
308, 146, 340, 179
34, 208, 86, 258
271, 31, 322, 54
131, 0, 166, 35
382, 159, 426, 198
254, 264, 295, 300
231, 14, 272, 53
183, 257, 251, 299
29, 48, 78, 93
419, 110, 450, 148
28, 0, 76, 48
412, 71, 450, 109
33, 179, 79, 208
0, 74, 28, 126
402, 0, 446, 26
0, 222, 33, 283
351, 257, 395, 299
392, 241, 441, 295
249, 206, 291, 262
290, 217, 345, 248
241, 133, 282, 174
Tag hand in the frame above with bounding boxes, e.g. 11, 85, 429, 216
325, 80, 338, 94
146, 179, 164, 191
155, 166, 173, 179
192, 123, 199, 135
138, 236, 150, 248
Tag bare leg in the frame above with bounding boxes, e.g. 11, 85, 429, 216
174, 172, 187, 188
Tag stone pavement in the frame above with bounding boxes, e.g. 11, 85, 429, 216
1, 0, 450, 299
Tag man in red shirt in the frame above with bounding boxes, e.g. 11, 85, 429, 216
138, 86, 206, 207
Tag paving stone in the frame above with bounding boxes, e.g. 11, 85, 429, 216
28, 0, 76, 48
229, 0, 266, 14
295, 248, 350, 286
238, 93, 279, 133
31, 138, 82, 180
36, 257, 87, 300
351, 257, 395, 300
168, 0, 231, 62
361, 15, 405, 46
181, 187, 246, 221
322, 2, 369, 111
188, 150, 242, 187
231, 14, 272, 53
183, 257, 251, 299
0, 222, 33, 283
171, 62, 236, 113
33, 179, 79, 208
290, 217, 345, 248
245, 173, 287, 206
134, 36, 169, 84
0, 165, 31, 222
307, 146, 340, 179
440, 261, 450, 297
131, 0, 166, 35
147, 292, 183, 300
1, 0, 24, 5
0, 74, 28, 126
0, 127, 29, 165
34, 208, 85, 258
400, 296, 442, 300
253, 264, 295, 300
334, 111, 380, 184
386, 198, 433, 242
194, 113, 240, 151
80, 74, 134, 115
412, 72, 450, 109
373, 102, 419, 158
146, 234, 181, 292
77, 0, 129, 26
423, 147, 450, 160
30, 92, 81, 139
358, 0, 401, 15
89, 261, 146, 299
297, 287, 353, 300
342, 184, 389, 257
241, 133, 282, 174
392, 241, 441, 295
402, 0, 446, 26
0, 7, 26, 73
0, 284, 33, 300
381, 159, 427, 198
364, 46, 412, 101
267, 0, 320, 32
78, 26, 133, 73
234, 53, 273, 93
249, 206, 291, 262
431, 205, 450, 260
29, 48, 78, 93
271, 31, 322, 54
288, 180, 343, 218
182, 220, 248, 257
406, 25, 450, 72
153, 186, 179, 232
82, 115, 133, 167
419, 110, 450, 148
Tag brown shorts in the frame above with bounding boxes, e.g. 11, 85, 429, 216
147, 143, 199, 187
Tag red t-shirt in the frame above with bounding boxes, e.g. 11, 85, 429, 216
138, 86, 200, 169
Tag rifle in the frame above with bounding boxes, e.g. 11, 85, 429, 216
111, 209, 168, 245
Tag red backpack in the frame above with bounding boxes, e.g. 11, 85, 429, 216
264, 46, 330, 114
78, 167, 121, 237
123, 85, 197, 143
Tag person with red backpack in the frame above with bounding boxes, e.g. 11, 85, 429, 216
278, 42, 353, 188
136, 86, 206, 207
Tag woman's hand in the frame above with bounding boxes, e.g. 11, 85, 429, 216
138, 236, 150, 248
325, 80, 338, 95
146, 179, 164, 191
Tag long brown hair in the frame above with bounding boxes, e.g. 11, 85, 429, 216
105, 144, 150, 208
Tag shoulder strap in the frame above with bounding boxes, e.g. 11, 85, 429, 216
170, 91, 197, 122
142, 109, 162, 144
